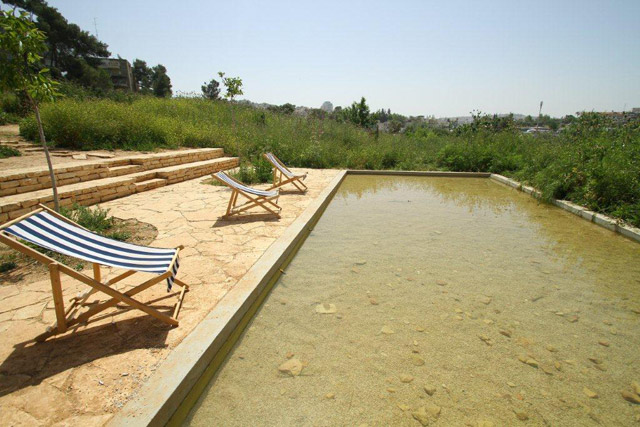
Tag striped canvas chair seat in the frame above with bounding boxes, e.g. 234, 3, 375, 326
263, 152, 308, 192
214, 171, 278, 197
4, 210, 179, 290
213, 170, 282, 218
265, 152, 297, 179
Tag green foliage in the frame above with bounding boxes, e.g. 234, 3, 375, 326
201, 78, 220, 100
75, 58, 113, 91
151, 64, 172, 97
59, 203, 132, 241
0, 10, 60, 103
3, 0, 110, 90
0, 254, 17, 273
133, 59, 153, 94
218, 72, 243, 100
17, 97, 640, 227
0, 91, 30, 117
0, 145, 21, 158
342, 97, 373, 128
210, 158, 272, 186
455, 111, 517, 135
60, 203, 114, 234
57, 80, 139, 103
253, 156, 273, 183
133, 60, 172, 97
268, 103, 295, 115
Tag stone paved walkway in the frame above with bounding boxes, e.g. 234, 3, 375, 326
0, 168, 340, 426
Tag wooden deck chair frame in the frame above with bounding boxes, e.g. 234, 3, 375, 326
212, 172, 282, 219
0, 204, 189, 342
263, 153, 308, 192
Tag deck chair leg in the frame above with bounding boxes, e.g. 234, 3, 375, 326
48, 263, 67, 333
93, 263, 101, 281
173, 285, 188, 319
225, 190, 235, 217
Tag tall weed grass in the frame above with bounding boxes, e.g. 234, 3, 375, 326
18, 97, 640, 227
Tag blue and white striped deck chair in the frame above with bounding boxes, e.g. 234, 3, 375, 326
213, 171, 282, 218
0, 204, 189, 341
263, 152, 307, 192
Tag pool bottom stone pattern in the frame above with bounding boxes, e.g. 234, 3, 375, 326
186, 175, 640, 426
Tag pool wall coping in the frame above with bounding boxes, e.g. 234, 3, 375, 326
108, 169, 639, 426
107, 170, 348, 427
348, 170, 492, 178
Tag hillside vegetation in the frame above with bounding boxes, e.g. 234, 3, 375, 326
18, 97, 640, 227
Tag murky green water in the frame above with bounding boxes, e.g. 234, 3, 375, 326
185, 176, 640, 426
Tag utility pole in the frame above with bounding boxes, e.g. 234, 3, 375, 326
536, 101, 543, 130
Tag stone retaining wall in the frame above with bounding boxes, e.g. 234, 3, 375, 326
0, 148, 223, 196
0, 156, 238, 223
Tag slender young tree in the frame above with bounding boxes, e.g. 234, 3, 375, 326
0, 9, 61, 210
218, 72, 243, 155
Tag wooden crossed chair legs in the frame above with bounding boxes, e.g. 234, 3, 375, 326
0, 204, 189, 342
213, 171, 282, 218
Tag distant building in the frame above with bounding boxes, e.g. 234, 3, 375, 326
97, 58, 137, 91
320, 101, 334, 113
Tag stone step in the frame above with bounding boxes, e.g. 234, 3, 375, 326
156, 157, 238, 184
129, 170, 159, 182
0, 148, 225, 197
2, 142, 32, 148
0, 155, 238, 222
134, 178, 167, 192
108, 164, 143, 177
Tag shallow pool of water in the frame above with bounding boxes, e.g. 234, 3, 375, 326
185, 176, 640, 426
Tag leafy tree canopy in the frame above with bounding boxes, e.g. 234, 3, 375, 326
0, 9, 59, 103
218, 72, 243, 100
267, 103, 295, 115
342, 97, 373, 128
4, 0, 110, 89
0, 9, 60, 209
151, 64, 171, 97
133, 59, 172, 97
201, 77, 220, 100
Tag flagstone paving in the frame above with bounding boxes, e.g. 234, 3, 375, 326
0, 168, 340, 426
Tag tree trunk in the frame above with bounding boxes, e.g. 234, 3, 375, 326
31, 98, 60, 211
231, 102, 238, 157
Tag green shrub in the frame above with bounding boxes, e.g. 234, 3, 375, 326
0, 145, 21, 158
60, 204, 115, 235
253, 156, 273, 183
0, 254, 17, 273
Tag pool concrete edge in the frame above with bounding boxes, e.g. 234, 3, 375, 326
107, 170, 347, 427
490, 173, 640, 243
348, 170, 491, 178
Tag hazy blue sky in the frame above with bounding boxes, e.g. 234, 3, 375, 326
39, 1, 640, 117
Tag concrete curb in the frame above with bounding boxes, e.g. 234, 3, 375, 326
107, 170, 347, 427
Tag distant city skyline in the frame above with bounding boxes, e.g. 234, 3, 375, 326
22, 1, 640, 117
